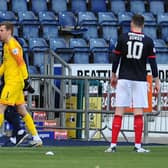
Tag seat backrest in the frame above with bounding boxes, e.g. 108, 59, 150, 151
0, 11, 17, 24
118, 12, 133, 33
38, 11, 58, 25
58, 11, 77, 27
157, 13, 168, 24
78, 11, 97, 25
149, 0, 165, 15
101, 25, 118, 41
71, 0, 87, 13
69, 38, 88, 48
11, 0, 28, 13
22, 24, 40, 39
70, 38, 89, 64
42, 24, 59, 40
143, 25, 157, 39
28, 37, 48, 50
0, 0, 8, 11
18, 11, 38, 24
130, 0, 146, 14
90, 0, 107, 13
31, 0, 48, 13
51, 0, 67, 13
49, 38, 67, 51
142, 12, 156, 25
89, 38, 109, 63
98, 12, 118, 25
110, 0, 126, 14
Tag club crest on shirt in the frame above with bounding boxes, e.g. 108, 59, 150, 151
12, 48, 19, 55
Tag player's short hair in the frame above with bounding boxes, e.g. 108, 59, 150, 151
0, 21, 14, 35
131, 14, 144, 28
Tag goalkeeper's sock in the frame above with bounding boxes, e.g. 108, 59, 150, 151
111, 115, 122, 144
23, 113, 38, 136
134, 115, 143, 144
0, 113, 4, 127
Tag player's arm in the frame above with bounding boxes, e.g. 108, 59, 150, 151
9, 45, 28, 80
111, 37, 122, 88
148, 39, 160, 93
0, 63, 4, 76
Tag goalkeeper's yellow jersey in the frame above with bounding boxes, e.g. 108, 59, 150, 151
0, 37, 28, 85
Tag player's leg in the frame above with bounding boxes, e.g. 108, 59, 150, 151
16, 104, 42, 147
105, 80, 131, 152
132, 81, 149, 152
5, 106, 29, 146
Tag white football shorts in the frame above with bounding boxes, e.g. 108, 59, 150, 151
115, 79, 148, 108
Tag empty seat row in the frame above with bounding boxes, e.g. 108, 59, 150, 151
2, 10, 168, 41
1, 0, 168, 16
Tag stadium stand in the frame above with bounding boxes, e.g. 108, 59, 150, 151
0, 0, 8, 11
0, 11, 18, 24
89, 38, 109, 63
28, 37, 49, 74
49, 38, 73, 63
157, 12, 168, 42
90, 0, 107, 13
78, 11, 98, 40
69, 38, 90, 63
149, 0, 165, 15
130, 0, 146, 14
118, 12, 133, 33
110, 0, 127, 15
70, 0, 87, 13
11, 0, 28, 13
50, 0, 67, 13
31, 0, 48, 14
98, 12, 118, 41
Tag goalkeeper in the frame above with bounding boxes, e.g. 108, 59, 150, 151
0, 21, 42, 147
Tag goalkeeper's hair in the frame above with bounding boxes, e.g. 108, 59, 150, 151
0, 21, 14, 35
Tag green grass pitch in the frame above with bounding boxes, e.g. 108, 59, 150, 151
0, 146, 168, 168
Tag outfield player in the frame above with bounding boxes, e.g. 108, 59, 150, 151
105, 14, 160, 153
0, 21, 42, 147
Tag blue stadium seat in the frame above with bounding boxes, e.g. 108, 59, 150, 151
18, 11, 38, 24
71, 0, 87, 13
49, 38, 73, 63
149, 0, 165, 15
143, 25, 158, 39
156, 50, 168, 64
118, 12, 133, 33
130, 0, 146, 14
90, 0, 107, 13
89, 38, 109, 63
28, 38, 49, 74
153, 39, 168, 64
0, 11, 18, 24
31, 0, 48, 13
58, 11, 87, 35
78, 12, 98, 40
70, 38, 90, 64
42, 24, 59, 40
157, 13, 168, 42
38, 11, 58, 25
0, 0, 8, 11
110, 0, 127, 15
50, 0, 67, 13
143, 12, 157, 39
22, 24, 40, 39
11, 0, 28, 13
142, 12, 156, 24
18, 11, 39, 39
98, 12, 118, 41
98, 12, 118, 25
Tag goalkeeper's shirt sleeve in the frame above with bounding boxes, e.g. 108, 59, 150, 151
0, 64, 4, 76
9, 40, 28, 80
